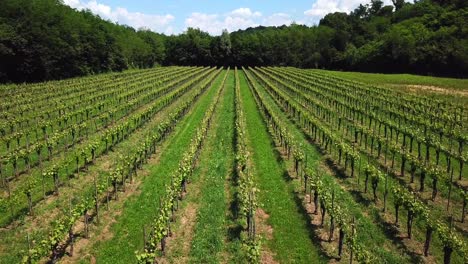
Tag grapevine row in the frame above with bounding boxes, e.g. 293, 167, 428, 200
22, 68, 224, 264
244, 68, 374, 262
249, 67, 467, 263
0, 67, 216, 226
233, 68, 260, 262
135, 69, 228, 263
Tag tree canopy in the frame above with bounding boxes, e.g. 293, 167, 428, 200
0, 0, 467, 83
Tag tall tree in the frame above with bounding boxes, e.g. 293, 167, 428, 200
392, 0, 405, 10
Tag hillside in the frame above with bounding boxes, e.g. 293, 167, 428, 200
1, 0, 468, 263
0, 0, 467, 83
0, 67, 467, 264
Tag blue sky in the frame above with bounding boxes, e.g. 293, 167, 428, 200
63, 0, 395, 35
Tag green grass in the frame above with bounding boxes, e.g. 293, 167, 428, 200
90, 70, 225, 263
238, 70, 327, 264
2, 67, 465, 264
273, 69, 467, 263
0, 68, 209, 227
0, 70, 214, 264
315, 69, 468, 105
188, 70, 236, 263
316, 69, 468, 91
247, 68, 411, 263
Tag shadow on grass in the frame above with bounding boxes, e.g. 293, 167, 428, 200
289, 115, 428, 263
260, 120, 333, 261
373, 210, 424, 263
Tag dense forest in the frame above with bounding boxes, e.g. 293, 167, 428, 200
0, 0, 467, 83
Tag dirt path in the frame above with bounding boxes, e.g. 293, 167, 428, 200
405, 85, 468, 97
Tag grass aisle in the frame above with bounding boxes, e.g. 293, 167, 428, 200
188, 70, 235, 263
0, 69, 215, 264
248, 68, 411, 262
238, 70, 327, 264
89, 70, 225, 264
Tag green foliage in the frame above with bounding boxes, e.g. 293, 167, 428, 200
135, 69, 227, 262
0, 0, 165, 82
1, 0, 467, 82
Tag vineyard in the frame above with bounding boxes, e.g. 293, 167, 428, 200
0, 67, 467, 264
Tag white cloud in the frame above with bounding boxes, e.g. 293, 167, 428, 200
63, 0, 81, 8
62, 0, 175, 33
185, 8, 263, 35
263, 13, 293, 27
231, 8, 262, 18
185, 13, 221, 34
64, 1, 412, 35
305, 0, 363, 20
304, 0, 397, 24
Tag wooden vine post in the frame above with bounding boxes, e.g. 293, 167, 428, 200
349, 217, 355, 264
93, 174, 99, 223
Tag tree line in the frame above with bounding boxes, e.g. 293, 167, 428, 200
0, 0, 466, 83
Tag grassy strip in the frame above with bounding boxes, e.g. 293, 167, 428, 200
135, 68, 228, 262
247, 67, 414, 262
141, 70, 230, 263
315, 69, 468, 104
224, 67, 261, 263
316, 69, 468, 91
0, 70, 214, 264
188, 70, 236, 263
0, 68, 216, 264
0, 67, 212, 227
158, 150, 205, 263
88, 70, 226, 263
238, 70, 327, 263
253, 68, 467, 263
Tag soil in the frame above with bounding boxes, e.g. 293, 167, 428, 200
405, 85, 468, 97
255, 208, 278, 264
256, 208, 274, 240
159, 205, 198, 264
